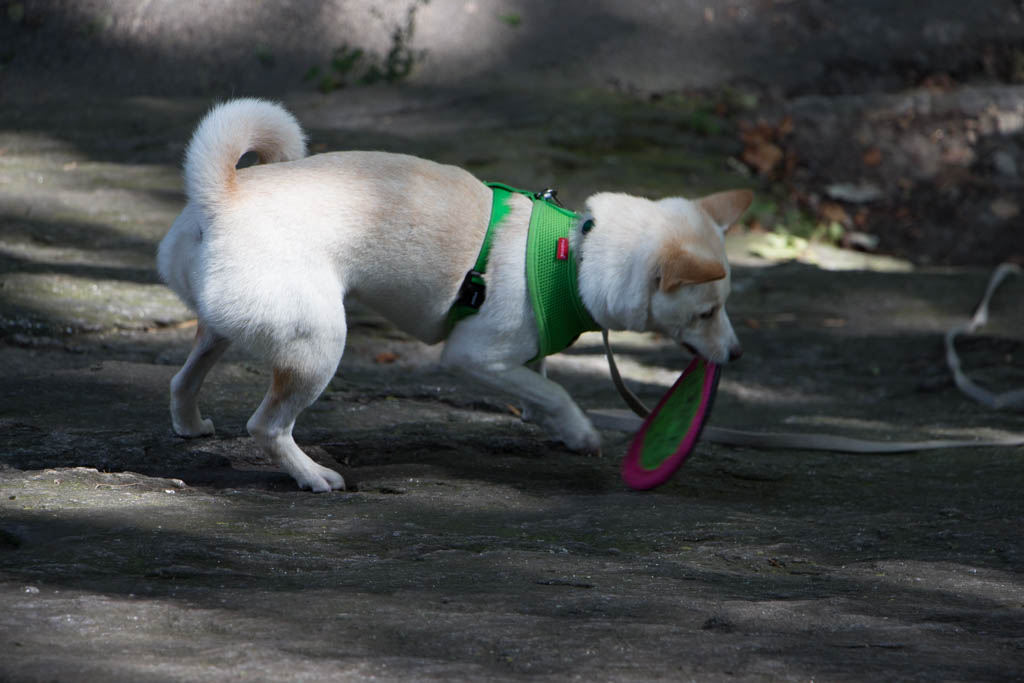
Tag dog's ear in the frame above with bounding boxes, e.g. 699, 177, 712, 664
656, 245, 726, 292
699, 189, 753, 232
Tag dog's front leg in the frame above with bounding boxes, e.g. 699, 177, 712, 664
517, 357, 545, 423
458, 364, 601, 456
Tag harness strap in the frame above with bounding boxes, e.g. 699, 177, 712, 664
447, 184, 524, 328
525, 193, 600, 362
448, 183, 600, 361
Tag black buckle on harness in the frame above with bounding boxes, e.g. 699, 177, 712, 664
534, 188, 562, 206
455, 269, 486, 310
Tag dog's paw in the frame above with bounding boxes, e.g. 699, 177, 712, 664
296, 464, 346, 493
536, 408, 603, 456
560, 422, 603, 457
172, 416, 216, 438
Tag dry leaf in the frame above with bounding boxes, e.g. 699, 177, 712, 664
819, 201, 851, 226
862, 147, 883, 167
739, 119, 793, 176
776, 115, 794, 138
374, 351, 399, 364
742, 140, 783, 175
740, 123, 773, 145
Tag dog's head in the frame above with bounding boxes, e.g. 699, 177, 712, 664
582, 189, 752, 364
649, 189, 750, 364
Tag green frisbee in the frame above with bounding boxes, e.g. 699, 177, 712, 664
621, 357, 721, 490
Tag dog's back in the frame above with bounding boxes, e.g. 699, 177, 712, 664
158, 99, 492, 346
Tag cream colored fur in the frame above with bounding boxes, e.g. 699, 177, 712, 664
158, 98, 750, 492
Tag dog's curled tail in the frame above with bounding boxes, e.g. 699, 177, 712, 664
183, 98, 307, 210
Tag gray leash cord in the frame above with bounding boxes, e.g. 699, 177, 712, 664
945, 262, 1024, 410
591, 264, 1024, 452
600, 328, 651, 418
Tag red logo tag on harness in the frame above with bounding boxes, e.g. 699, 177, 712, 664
556, 237, 569, 261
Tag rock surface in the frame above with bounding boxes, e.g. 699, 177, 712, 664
2, 2, 1024, 681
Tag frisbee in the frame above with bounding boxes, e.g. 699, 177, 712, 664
621, 357, 721, 490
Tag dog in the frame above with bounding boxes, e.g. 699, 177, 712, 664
157, 98, 750, 492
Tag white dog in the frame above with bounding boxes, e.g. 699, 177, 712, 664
158, 98, 750, 491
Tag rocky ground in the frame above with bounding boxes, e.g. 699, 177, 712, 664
1, 2, 1024, 681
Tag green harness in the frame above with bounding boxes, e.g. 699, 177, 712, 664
448, 183, 600, 362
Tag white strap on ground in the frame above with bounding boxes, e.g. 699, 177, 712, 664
945, 262, 1024, 410
589, 264, 1024, 453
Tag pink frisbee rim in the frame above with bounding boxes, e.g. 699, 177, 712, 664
621, 357, 720, 490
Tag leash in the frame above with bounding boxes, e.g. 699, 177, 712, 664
589, 264, 1024, 452
945, 262, 1024, 410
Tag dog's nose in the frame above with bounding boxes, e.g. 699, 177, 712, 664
728, 345, 743, 362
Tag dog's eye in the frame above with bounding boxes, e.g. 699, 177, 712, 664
699, 307, 717, 321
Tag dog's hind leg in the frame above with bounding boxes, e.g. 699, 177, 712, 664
170, 322, 231, 437
246, 335, 347, 492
